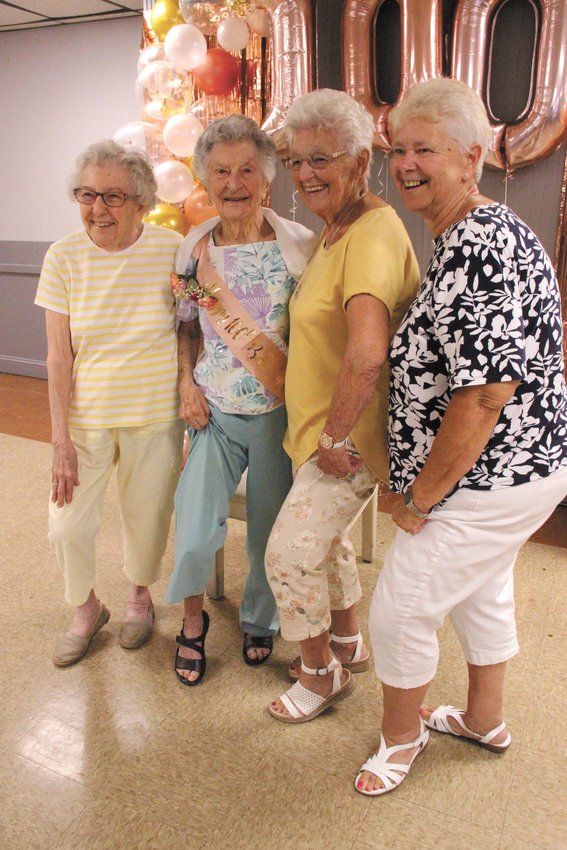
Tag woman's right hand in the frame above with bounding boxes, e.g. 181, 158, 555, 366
51, 439, 80, 507
179, 384, 210, 430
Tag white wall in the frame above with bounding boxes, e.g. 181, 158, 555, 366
0, 17, 142, 241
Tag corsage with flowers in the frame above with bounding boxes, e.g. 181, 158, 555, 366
170, 256, 218, 308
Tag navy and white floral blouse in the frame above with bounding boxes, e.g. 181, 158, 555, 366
389, 203, 567, 494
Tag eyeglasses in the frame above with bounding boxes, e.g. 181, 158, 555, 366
282, 151, 347, 172
73, 188, 133, 207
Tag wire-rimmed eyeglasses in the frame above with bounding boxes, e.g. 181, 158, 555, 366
282, 151, 347, 172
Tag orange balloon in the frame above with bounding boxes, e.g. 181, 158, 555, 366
183, 185, 217, 226
144, 202, 190, 236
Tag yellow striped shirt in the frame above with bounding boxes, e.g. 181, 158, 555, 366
35, 223, 182, 428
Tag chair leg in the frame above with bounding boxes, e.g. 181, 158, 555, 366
206, 549, 225, 599
361, 487, 378, 562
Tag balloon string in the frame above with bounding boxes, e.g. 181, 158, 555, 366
289, 190, 298, 222
375, 155, 385, 199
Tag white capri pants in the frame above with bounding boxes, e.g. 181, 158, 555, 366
369, 465, 567, 690
48, 420, 184, 605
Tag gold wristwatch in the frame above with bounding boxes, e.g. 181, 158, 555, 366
318, 431, 348, 450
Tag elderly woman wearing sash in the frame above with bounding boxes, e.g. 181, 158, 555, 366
165, 115, 316, 686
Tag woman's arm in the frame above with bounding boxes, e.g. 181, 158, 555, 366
178, 318, 210, 430
45, 310, 79, 507
317, 293, 390, 478
393, 380, 521, 533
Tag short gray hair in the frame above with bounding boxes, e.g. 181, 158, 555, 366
193, 114, 276, 186
282, 88, 374, 176
68, 140, 157, 209
388, 78, 492, 182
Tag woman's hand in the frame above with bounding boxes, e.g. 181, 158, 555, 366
317, 446, 363, 479
390, 494, 427, 534
179, 383, 210, 430
51, 439, 80, 507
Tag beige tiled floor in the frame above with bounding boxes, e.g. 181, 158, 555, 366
1, 412, 567, 848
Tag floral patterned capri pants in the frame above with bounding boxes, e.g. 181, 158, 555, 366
265, 450, 377, 642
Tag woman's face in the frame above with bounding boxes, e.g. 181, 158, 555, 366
78, 163, 145, 252
389, 118, 472, 229
287, 128, 364, 225
205, 140, 268, 224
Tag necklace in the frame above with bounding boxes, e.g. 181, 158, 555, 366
324, 190, 368, 247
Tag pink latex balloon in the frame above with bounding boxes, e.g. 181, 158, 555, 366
154, 160, 195, 203
164, 23, 207, 71
163, 113, 205, 157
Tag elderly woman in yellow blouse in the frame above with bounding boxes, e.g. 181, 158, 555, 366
265, 89, 420, 722
35, 140, 184, 666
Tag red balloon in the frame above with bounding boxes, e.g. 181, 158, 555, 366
191, 48, 240, 96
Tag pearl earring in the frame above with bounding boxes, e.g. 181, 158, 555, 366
463, 172, 470, 180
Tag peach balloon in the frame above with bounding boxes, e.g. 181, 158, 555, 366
183, 185, 217, 226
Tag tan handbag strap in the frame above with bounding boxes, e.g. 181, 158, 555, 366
194, 236, 287, 401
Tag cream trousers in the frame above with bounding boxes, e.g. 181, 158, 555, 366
370, 465, 567, 689
48, 420, 184, 605
265, 452, 377, 642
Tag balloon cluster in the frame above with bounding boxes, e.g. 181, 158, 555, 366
113, 0, 272, 235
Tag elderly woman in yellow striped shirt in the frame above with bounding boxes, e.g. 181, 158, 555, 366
35, 140, 184, 667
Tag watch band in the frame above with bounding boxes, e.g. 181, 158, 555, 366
403, 486, 431, 519
318, 431, 348, 450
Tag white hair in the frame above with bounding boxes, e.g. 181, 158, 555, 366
193, 114, 277, 186
389, 77, 492, 182
68, 139, 156, 209
282, 88, 374, 176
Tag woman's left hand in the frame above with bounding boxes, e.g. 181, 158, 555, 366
317, 446, 363, 479
390, 494, 427, 534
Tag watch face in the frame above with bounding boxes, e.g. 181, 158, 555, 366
319, 432, 334, 449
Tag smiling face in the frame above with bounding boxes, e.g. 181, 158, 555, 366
78, 163, 145, 252
389, 118, 476, 234
287, 128, 365, 226
205, 140, 268, 225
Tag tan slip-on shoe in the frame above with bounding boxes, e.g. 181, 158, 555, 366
53, 604, 110, 668
119, 601, 155, 650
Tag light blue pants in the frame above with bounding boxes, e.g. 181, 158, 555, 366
165, 403, 292, 636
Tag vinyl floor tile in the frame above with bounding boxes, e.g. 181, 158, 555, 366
352, 796, 501, 850
0, 750, 94, 850
102, 712, 269, 838
207, 751, 369, 850
53, 793, 205, 850
499, 745, 567, 850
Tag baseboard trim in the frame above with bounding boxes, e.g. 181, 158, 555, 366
0, 356, 47, 379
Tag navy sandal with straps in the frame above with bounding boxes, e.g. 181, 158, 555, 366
174, 610, 210, 687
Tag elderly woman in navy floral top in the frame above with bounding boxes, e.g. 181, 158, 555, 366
356, 78, 567, 797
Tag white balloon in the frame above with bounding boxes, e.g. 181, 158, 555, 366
113, 121, 160, 152
154, 160, 195, 203
246, 8, 270, 37
164, 23, 207, 70
163, 113, 204, 157
137, 43, 165, 74
217, 16, 250, 53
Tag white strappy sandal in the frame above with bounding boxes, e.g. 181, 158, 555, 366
269, 656, 355, 723
288, 630, 370, 679
424, 705, 512, 753
355, 719, 430, 797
